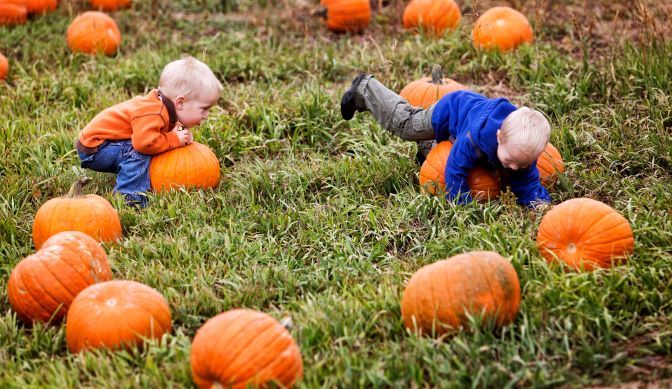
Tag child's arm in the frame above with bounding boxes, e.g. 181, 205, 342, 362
444, 137, 480, 204
432, 91, 486, 143
130, 115, 184, 154
509, 164, 551, 207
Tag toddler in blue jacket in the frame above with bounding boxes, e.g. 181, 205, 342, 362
341, 73, 551, 207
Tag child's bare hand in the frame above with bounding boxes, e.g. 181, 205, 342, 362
171, 124, 193, 146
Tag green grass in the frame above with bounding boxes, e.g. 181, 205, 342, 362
1, 0, 671, 387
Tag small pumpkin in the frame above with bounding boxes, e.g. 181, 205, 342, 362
402, 0, 461, 37
0, 53, 8, 81
419, 141, 501, 202
401, 251, 521, 336
25, 0, 57, 14
149, 142, 220, 193
399, 65, 468, 109
536, 198, 634, 271
0, 0, 27, 25
66, 280, 172, 353
90, 0, 130, 11
66, 11, 121, 56
32, 177, 122, 249
472, 6, 533, 52
537, 142, 564, 187
319, 0, 371, 33
191, 309, 303, 388
8, 231, 112, 325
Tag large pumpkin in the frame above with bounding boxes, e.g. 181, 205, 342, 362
191, 309, 303, 388
399, 65, 468, 109
0, 53, 8, 81
472, 6, 533, 52
149, 142, 220, 193
536, 198, 634, 271
66, 11, 121, 56
419, 141, 501, 202
32, 177, 122, 249
8, 231, 112, 325
90, 0, 130, 11
25, 0, 57, 14
319, 0, 370, 33
537, 142, 564, 187
0, 0, 27, 25
401, 251, 521, 336
66, 280, 172, 353
402, 0, 461, 37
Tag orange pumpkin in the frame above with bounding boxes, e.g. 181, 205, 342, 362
66, 280, 172, 353
32, 177, 122, 249
66, 11, 121, 55
320, 0, 370, 33
536, 198, 634, 271
401, 251, 521, 336
472, 6, 533, 52
400, 65, 468, 109
537, 142, 564, 186
0, 53, 8, 81
149, 142, 220, 193
0, 0, 27, 25
90, 0, 130, 11
8, 231, 112, 325
402, 0, 461, 37
191, 309, 303, 388
419, 141, 501, 201
25, 0, 57, 14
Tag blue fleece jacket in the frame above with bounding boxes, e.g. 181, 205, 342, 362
431, 90, 551, 206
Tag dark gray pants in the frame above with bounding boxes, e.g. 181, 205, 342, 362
356, 75, 436, 157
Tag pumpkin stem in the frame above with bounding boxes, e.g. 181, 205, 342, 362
279, 316, 293, 331
67, 177, 92, 197
431, 64, 445, 85
311, 5, 328, 18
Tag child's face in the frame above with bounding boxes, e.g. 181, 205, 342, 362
496, 140, 537, 170
175, 91, 220, 128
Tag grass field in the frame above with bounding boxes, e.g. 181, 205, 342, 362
1, 0, 671, 387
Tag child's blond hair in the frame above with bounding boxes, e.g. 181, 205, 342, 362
499, 107, 550, 157
159, 56, 223, 101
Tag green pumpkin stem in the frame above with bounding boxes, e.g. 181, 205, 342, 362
431, 64, 445, 85
67, 177, 92, 197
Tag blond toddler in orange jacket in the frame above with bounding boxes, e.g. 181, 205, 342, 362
76, 56, 222, 207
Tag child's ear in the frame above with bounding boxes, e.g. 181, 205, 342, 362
175, 95, 185, 109
496, 129, 502, 144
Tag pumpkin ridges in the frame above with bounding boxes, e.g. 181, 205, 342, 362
194, 310, 260, 382
218, 318, 278, 382
9, 263, 54, 322
228, 326, 294, 385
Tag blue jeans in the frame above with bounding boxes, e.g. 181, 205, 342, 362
77, 140, 152, 207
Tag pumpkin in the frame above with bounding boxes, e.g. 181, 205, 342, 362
191, 309, 303, 389
25, 0, 57, 14
8, 231, 112, 325
472, 6, 533, 52
66, 11, 121, 56
90, 0, 130, 11
401, 251, 521, 336
149, 142, 220, 193
0, 53, 8, 81
402, 0, 461, 37
399, 65, 468, 109
32, 177, 122, 249
319, 0, 371, 33
537, 142, 564, 186
0, 0, 27, 25
536, 198, 634, 271
419, 141, 501, 201
66, 280, 172, 353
